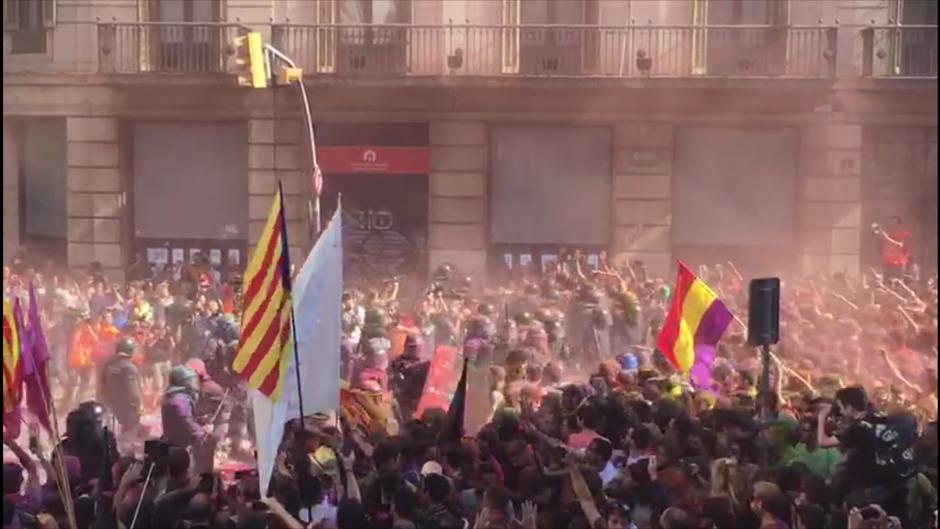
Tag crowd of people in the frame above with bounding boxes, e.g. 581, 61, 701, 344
2, 241, 938, 529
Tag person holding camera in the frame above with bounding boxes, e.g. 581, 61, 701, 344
817, 386, 918, 526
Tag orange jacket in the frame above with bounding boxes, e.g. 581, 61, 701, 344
69, 323, 98, 369
93, 324, 121, 363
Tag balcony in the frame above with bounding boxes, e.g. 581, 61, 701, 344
271, 24, 838, 80
97, 22, 248, 75
862, 25, 938, 78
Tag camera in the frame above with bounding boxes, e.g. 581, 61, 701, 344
144, 439, 170, 460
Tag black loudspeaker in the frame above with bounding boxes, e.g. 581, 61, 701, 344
748, 278, 780, 346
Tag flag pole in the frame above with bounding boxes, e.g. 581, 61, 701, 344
277, 181, 307, 429
21, 291, 77, 529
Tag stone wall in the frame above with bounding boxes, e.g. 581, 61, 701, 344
611, 123, 674, 277
65, 117, 125, 280
428, 121, 488, 275
2, 122, 19, 263
247, 111, 308, 267
799, 122, 864, 276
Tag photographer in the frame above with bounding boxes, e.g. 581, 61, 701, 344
817, 386, 918, 525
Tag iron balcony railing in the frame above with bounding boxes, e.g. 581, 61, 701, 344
271, 23, 838, 79
861, 25, 938, 78
98, 22, 248, 74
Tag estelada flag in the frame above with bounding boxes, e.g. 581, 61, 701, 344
657, 262, 734, 388
233, 186, 294, 400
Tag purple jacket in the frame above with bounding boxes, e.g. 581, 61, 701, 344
161, 388, 204, 448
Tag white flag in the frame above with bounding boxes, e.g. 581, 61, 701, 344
253, 206, 343, 496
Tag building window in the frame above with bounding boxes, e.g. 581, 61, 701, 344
897, 0, 938, 76
509, 0, 599, 74
338, 0, 411, 24
695, 0, 789, 76
704, 0, 787, 25
4, 0, 55, 55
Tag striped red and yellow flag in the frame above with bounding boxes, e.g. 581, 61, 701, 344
340, 387, 390, 433
3, 299, 23, 414
233, 188, 294, 400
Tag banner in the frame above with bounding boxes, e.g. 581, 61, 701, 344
463, 360, 493, 437
317, 146, 430, 175
415, 345, 462, 418
253, 206, 343, 497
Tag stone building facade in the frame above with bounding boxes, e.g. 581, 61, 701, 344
3, 0, 937, 280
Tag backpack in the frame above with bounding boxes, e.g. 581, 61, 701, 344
866, 412, 918, 480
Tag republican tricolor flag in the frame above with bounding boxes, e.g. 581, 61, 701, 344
3, 299, 23, 417
233, 185, 295, 400
657, 262, 734, 388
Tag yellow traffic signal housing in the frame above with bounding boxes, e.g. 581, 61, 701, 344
275, 66, 304, 86
231, 32, 268, 89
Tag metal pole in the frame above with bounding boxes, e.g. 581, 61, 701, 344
266, 44, 322, 239
760, 343, 772, 395
129, 463, 156, 529
294, 78, 321, 238
277, 181, 307, 428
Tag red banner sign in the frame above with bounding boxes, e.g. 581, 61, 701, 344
317, 146, 430, 175
416, 345, 462, 418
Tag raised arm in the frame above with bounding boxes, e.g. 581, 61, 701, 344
3, 429, 40, 496
897, 306, 920, 333
338, 449, 361, 502
879, 230, 905, 248
260, 497, 305, 529
880, 349, 921, 393
381, 280, 400, 303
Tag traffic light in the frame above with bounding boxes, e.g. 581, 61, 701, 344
231, 32, 268, 89
275, 66, 304, 86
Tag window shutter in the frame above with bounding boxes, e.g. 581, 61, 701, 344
41, 0, 56, 28
4, 0, 20, 31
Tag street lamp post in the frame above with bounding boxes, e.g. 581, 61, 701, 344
265, 45, 321, 240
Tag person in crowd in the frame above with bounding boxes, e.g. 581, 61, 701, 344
874, 216, 913, 281
99, 336, 143, 452
63, 311, 97, 412
161, 365, 207, 452
2, 245, 938, 529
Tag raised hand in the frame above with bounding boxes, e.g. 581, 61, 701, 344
119, 462, 143, 489
473, 508, 491, 529
520, 501, 537, 529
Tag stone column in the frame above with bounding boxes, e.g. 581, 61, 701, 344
248, 116, 307, 266
611, 123, 673, 277
799, 123, 863, 276
66, 117, 123, 280
428, 121, 487, 275
2, 121, 19, 263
